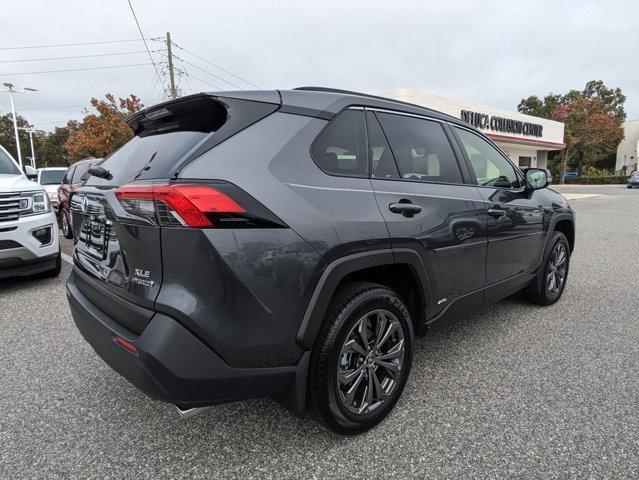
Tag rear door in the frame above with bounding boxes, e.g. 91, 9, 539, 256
451, 126, 545, 285
367, 109, 487, 317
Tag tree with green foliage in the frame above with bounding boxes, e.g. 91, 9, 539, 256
0, 113, 32, 163
518, 80, 626, 183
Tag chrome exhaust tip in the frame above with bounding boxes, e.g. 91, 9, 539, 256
174, 405, 212, 419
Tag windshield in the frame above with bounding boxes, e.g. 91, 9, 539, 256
0, 148, 20, 175
39, 169, 66, 185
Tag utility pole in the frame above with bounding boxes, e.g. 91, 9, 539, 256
166, 32, 177, 99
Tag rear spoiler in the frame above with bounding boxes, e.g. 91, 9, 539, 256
126, 91, 281, 136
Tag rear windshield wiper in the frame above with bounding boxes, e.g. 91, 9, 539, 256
87, 166, 113, 180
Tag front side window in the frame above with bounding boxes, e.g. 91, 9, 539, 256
454, 127, 520, 188
311, 109, 367, 177
376, 112, 463, 184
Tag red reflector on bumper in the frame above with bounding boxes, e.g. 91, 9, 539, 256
114, 336, 139, 355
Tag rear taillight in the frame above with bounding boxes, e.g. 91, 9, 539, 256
115, 183, 245, 228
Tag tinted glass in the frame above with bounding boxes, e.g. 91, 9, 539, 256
367, 111, 400, 179
0, 148, 20, 175
455, 127, 520, 188
39, 169, 66, 185
72, 162, 93, 183
377, 112, 462, 184
62, 166, 74, 184
312, 109, 367, 177
84, 131, 208, 187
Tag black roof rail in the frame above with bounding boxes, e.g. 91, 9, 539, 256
293, 86, 444, 116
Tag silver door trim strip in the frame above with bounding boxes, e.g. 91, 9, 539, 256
286, 183, 481, 203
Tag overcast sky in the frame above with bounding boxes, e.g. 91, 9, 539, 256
1, 0, 637, 131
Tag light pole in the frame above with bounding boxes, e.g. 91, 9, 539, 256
1, 82, 37, 170
18, 126, 37, 169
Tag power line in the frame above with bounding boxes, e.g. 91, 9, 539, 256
172, 54, 242, 89
176, 68, 223, 90
127, 0, 166, 93
0, 38, 158, 51
0, 62, 153, 76
0, 50, 163, 63
171, 42, 259, 88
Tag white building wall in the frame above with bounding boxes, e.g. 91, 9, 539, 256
616, 120, 639, 173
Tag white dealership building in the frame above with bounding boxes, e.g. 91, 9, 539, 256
615, 120, 639, 174
380, 89, 565, 170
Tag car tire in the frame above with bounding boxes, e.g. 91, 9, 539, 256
308, 281, 414, 435
524, 232, 570, 306
61, 210, 73, 239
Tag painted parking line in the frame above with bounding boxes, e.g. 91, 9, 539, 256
61, 252, 73, 264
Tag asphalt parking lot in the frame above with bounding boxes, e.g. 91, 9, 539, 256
1, 184, 638, 479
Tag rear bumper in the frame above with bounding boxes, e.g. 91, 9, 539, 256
67, 269, 300, 409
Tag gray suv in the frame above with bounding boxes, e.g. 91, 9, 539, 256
67, 88, 575, 434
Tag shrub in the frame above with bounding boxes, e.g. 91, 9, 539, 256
564, 176, 629, 184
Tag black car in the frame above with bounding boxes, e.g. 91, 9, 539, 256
67, 88, 575, 434
627, 171, 639, 188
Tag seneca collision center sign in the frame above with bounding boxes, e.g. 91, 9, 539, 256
461, 109, 544, 137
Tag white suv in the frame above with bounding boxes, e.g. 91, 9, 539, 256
36, 167, 67, 214
0, 145, 61, 279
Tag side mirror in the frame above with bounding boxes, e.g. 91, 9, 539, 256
524, 168, 550, 190
24, 165, 37, 180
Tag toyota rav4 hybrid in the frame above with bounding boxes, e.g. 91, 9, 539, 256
0, 145, 61, 279
67, 88, 575, 434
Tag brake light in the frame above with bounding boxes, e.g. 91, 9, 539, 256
114, 336, 138, 355
115, 183, 244, 228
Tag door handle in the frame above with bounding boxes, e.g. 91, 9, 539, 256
389, 201, 422, 217
487, 208, 507, 218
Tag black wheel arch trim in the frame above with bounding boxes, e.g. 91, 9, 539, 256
545, 212, 575, 254
295, 248, 432, 351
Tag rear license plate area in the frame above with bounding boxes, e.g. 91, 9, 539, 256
81, 220, 109, 260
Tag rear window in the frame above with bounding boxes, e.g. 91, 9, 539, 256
39, 169, 65, 185
85, 132, 208, 186
0, 148, 20, 175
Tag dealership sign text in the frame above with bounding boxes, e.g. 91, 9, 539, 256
461, 110, 543, 137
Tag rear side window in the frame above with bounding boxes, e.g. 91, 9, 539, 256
311, 109, 368, 177
62, 166, 75, 184
72, 162, 93, 183
377, 112, 462, 184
